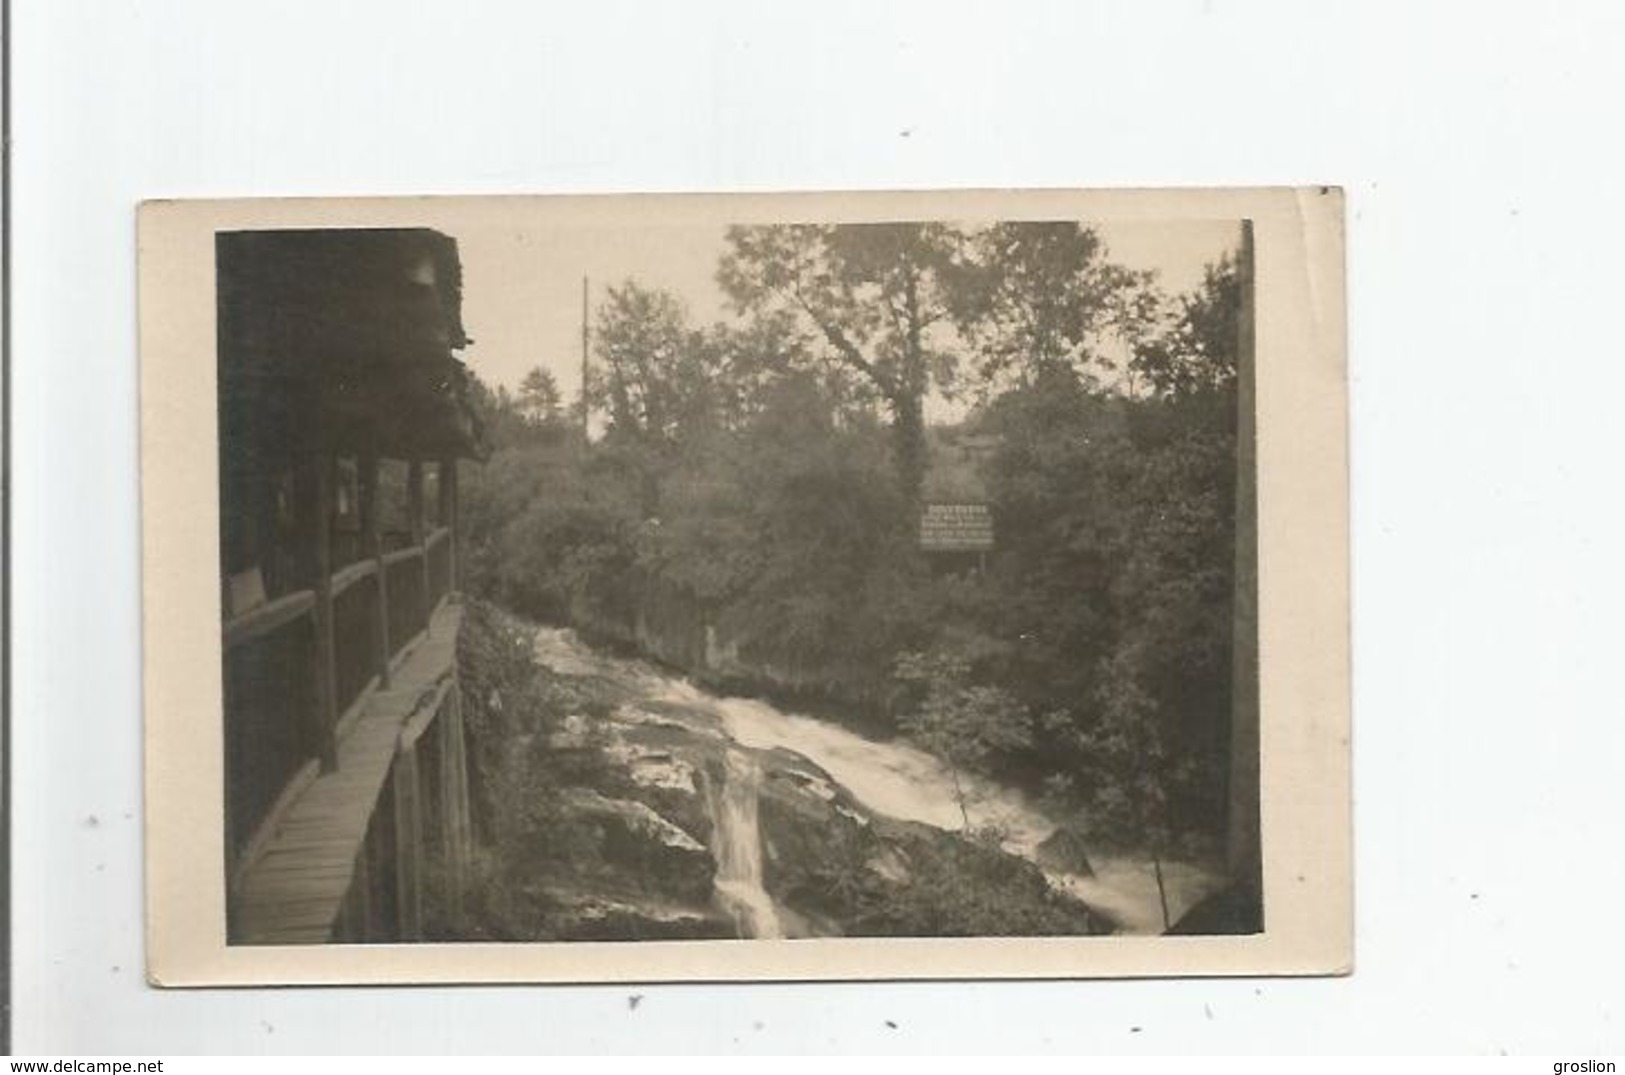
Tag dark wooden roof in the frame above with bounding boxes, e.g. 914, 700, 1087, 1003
217, 228, 488, 464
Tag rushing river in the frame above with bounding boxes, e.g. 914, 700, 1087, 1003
532, 627, 1219, 935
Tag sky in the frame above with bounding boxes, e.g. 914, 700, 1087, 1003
437, 214, 1241, 401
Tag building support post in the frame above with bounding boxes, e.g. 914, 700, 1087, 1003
359, 453, 391, 686
308, 451, 339, 773
407, 457, 429, 637
437, 456, 458, 598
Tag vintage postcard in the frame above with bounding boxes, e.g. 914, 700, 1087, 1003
139, 188, 1349, 985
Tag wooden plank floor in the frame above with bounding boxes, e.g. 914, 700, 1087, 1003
232, 600, 464, 945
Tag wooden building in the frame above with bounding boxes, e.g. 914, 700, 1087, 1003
215, 228, 485, 943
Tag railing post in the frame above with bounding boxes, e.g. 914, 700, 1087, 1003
353, 840, 374, 943
452, 687, 472, 882
359, 453, 390, 687
307, 451, 339, 773
392, 744, 423, 941
408, 457, 429, 636
439, 688, 470, 918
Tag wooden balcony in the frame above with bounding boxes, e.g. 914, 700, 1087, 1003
223, 523, 455, 865
221, 451, 469, 943
229, 599, 470, 945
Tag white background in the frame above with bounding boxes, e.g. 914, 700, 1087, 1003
11, 0, 1625, 1055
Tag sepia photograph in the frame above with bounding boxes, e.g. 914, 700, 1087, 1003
141, 189, 1348, 984
24, 0, 1625, 1054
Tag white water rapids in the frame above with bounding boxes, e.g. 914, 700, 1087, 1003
707, 749, 785, 939
532, 627, 1219, 935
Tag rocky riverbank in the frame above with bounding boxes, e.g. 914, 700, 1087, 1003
436, 600, 1106, 941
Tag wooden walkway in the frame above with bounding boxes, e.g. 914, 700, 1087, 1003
231, 600, 464, 945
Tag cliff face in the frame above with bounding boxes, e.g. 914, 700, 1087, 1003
447, 598, 730, 941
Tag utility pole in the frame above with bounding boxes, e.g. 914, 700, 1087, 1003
580, 275, 591, 440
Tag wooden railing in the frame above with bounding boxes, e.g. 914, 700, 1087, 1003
384, 545, 427, 662
427, 527, 452, 608
223, 590, 315, 650
223, 509, 456, 865
332, 566, 383, 724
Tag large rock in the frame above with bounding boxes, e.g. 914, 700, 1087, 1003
603, 721, 718, 848
604, 740, 699, 795
751, 754, 1106, 938
753, 753, 879, 914
1168, 879, 1263, 936
546, 713, 594, 750
537, 887, 733, 941
1035, 826, 1096, 877
557, 788, 715, 902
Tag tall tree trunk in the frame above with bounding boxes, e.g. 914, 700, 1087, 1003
892, 265, 929, 506
891, 391, 927, 507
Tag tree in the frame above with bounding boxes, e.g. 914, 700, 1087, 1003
892, 649, 1032, 831
458, 233, 1252, 929
694, 308, 813, 431
705, 373, 925, 692
981, 255, 1244, 930
584, 281, 727, 517
947, 221, 1156, 397
718, 223, 963, 503
1130, 254, 1241, 400
516, 366, 563, 427
589, 281, 702, 447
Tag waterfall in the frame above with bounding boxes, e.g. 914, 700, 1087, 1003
708, 749, 783, 939
535, 627, 1220, 935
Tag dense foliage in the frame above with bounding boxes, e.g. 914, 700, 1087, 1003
459, 224, 1247, 857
